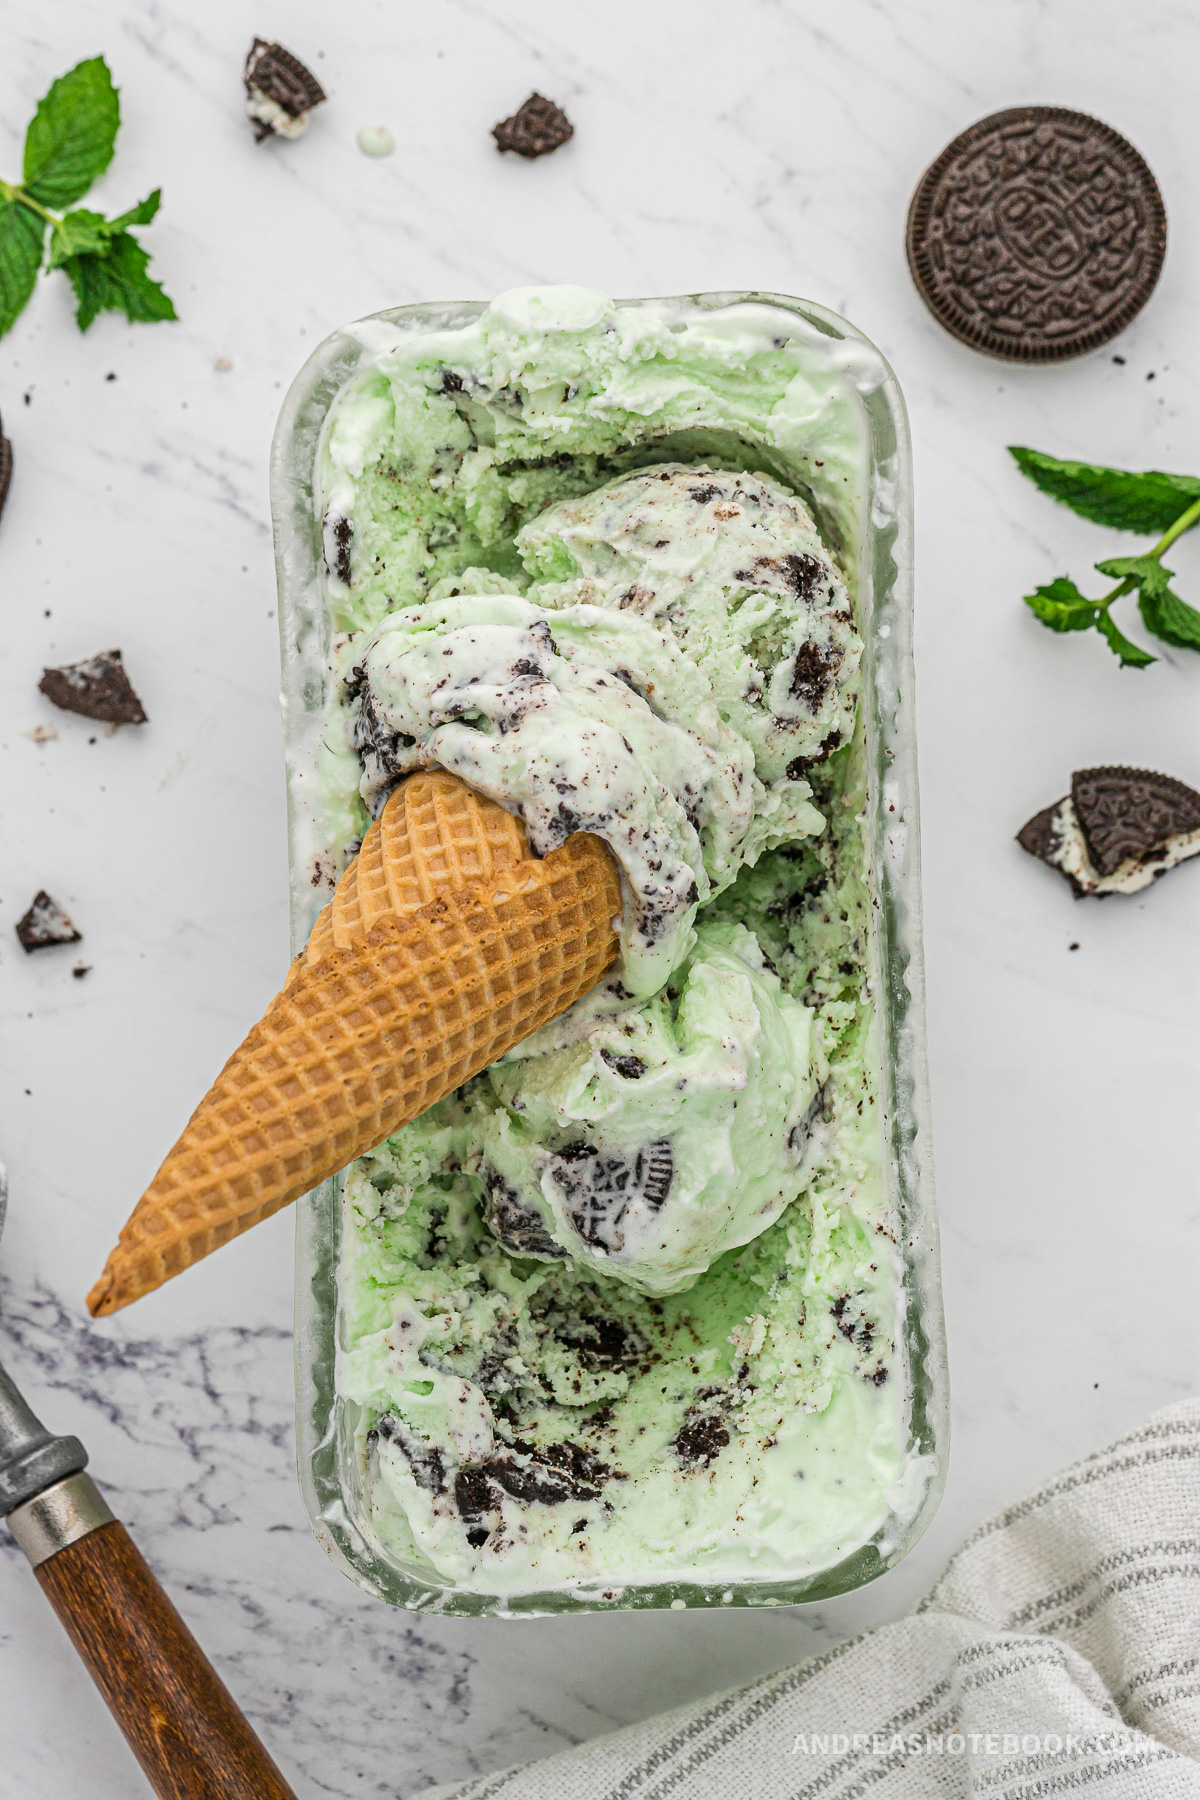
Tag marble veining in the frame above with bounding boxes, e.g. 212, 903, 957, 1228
1, 0, 1198, 1795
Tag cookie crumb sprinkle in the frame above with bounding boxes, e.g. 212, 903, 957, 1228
493, 93, 574, 159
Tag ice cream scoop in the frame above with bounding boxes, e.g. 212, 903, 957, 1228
1, 1166, 296, 1798
87, 771, 622, 1315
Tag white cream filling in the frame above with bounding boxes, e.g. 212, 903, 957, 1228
246, 92, 311, 139
1049, 798, 1200, 895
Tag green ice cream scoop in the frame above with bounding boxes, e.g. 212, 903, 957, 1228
478, 921, 828, 1293
519, 463, 860, 782
346, 462, 854, 1001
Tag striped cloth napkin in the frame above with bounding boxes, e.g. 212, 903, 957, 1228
430, 1398, 1200, 1800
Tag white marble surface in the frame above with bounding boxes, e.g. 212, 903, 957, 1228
1, 2, 1198, 1794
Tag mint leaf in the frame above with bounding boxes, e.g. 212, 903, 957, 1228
0, 200, 46, 336
1141, 587, 1200, 651
1024, 577, 1097, 633
1097, 553, 1172, 591
1098, 553, 1200, 652
1010, 446, 1200, 536
23, 58, 120, 210
111, 189, 161, 230
60, 229, 177, 331
46, 208, 113, 270
1095, 608, 1155, 668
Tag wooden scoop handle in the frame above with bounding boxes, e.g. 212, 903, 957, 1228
17, 1477, 295, 1798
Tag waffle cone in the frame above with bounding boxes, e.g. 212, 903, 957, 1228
88, 772, 621, 1316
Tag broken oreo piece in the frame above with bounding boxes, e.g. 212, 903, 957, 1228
1072, 767, 1200, 877
244, 38, 326, 143
17, 891, 82, 953
1017, 766, 1200, 896
546, 1138, 674, 1254
674, 1404, 732, 1468
325, 513, 352, 585
482, 1169, 566, 1261
0, 411, 12, 525
373, 1414, 447, 1494
39, 650, 148, 726
492, 93, 574, 159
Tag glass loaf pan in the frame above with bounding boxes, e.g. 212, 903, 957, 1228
271, 290, 947, 1616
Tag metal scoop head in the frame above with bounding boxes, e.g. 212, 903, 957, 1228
0, 1163, 89, 1516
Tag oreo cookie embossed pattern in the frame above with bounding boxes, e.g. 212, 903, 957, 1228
907, 107, 1166, 361
1017, 766, 1200, 897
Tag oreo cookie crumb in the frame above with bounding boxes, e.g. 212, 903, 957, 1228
72, 963, 92, 978
39, 650, 147, 725
454, 1467, 498, 1524
600, 1048, 647, 1080
552, 1314, 645, 1371
782, 553, 826, 602
789, 641, 843, 713
674, 1407, 731, 1468
456, 1441, 610, 1521
245, 38, 326, 143
787, 732, 842, 779
17, 892, 82, 953
487, 1439, 609, 1506
1016, 801, 1060, 868
326, 514, 352, 584
0, 412, 12, 525
831, 1292, 875, 1355
493, 93, 574, 160
375, 1414, 447, 1493
482, 1170, 566, 1260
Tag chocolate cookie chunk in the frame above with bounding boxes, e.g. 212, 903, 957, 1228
16, 892, 82, 952
674, 1409, 730, 1468
0, 412, 12, 525
482, 1170, 566, 1261
907, 107, 1166, 361
493, 93, 574, 159
39, 650, 148, 725
546, 1139, 674, 1253
1017, 766, 1200, 895
244, 38, 326, 142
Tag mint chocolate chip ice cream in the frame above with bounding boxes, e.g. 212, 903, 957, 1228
310, 288, 927, 1600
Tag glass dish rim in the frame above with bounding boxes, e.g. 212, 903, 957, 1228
271, 287, 949, 1617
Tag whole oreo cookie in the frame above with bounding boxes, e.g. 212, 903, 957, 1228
906, 107, 1166, 361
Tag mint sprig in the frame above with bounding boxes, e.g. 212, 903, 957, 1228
0, 57, 175, 336
1011, 447, 1200, 668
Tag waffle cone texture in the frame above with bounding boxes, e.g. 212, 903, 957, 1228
87, 772, 622, 1316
